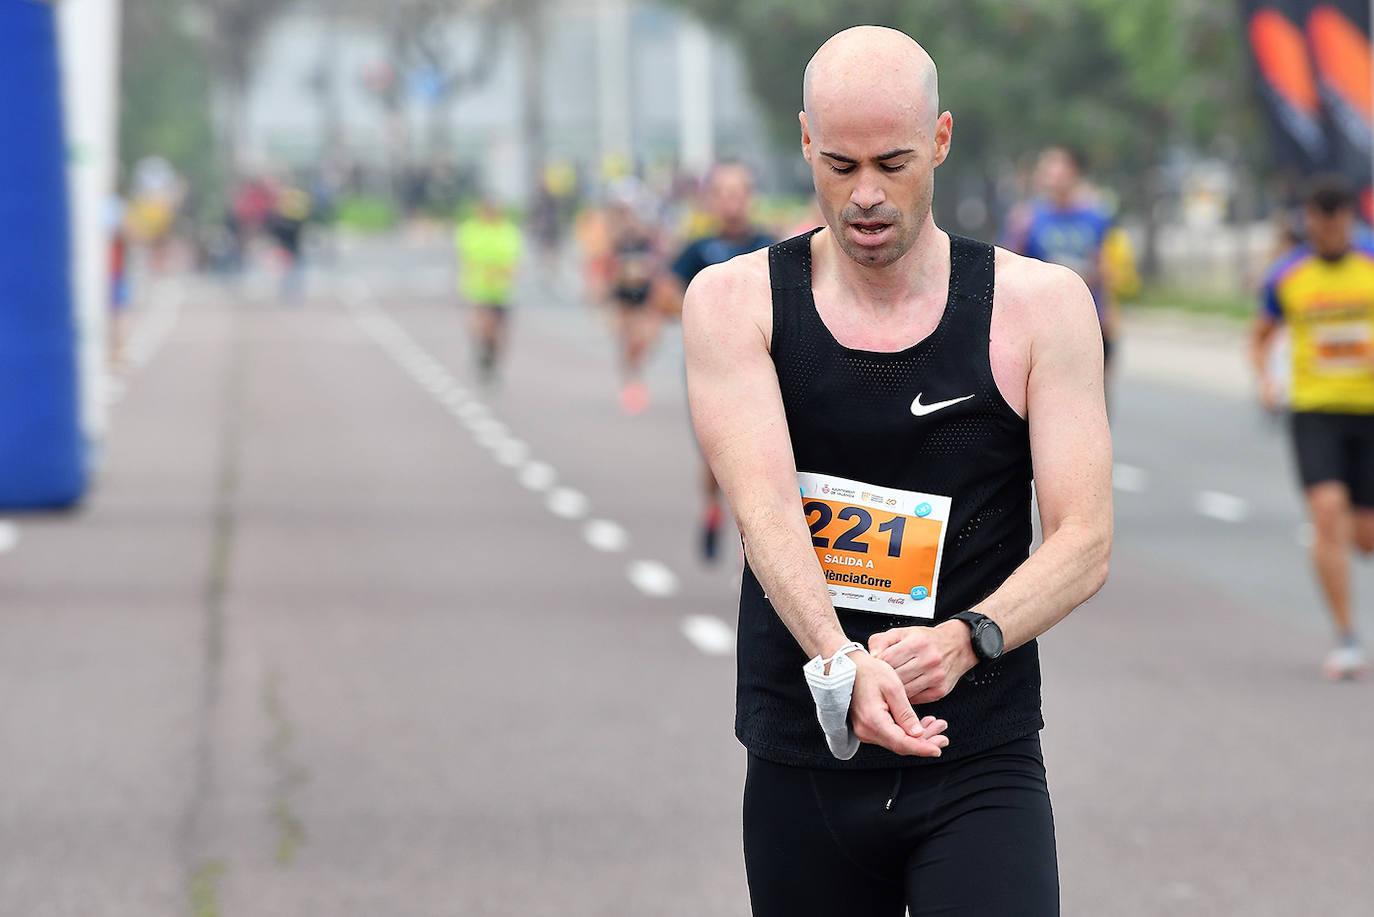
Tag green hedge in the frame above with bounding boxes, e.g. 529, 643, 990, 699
336, 196, 398, 232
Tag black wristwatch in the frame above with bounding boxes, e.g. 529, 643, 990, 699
951, 611, 1004, 662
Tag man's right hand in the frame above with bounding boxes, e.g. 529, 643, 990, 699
849, 652, 949, 757
1259, 375, 1282, 413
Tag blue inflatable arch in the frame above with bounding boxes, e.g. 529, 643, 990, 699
0, 1, 88, 508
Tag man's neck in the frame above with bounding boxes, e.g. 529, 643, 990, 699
718, 221, 752, 242
819, 216, 949, 315
1047, 191, 1077, 211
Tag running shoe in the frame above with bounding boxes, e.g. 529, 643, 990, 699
619, 380, 650, 415
1323, 645, 1370, 681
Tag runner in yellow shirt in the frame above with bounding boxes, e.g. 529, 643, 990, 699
1252, 175, 1374, 679
455, 199, 523, 384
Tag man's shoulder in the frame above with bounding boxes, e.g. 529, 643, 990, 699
994, 245, 1090, 297
1263, 246, 1312, 288
682, 246, 772, 328
991, 245, 1096, 331
687, 245, 771, 293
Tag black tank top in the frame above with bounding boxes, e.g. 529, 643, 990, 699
736, 229, 1041, 769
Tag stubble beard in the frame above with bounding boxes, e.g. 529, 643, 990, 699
830, 178, 934, 268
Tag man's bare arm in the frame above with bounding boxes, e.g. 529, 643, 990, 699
1250, 315, 1282, 411
683, 257, 948, 756
871, 264, 1113, 702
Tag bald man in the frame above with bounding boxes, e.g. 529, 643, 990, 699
685, 27, 1111, 916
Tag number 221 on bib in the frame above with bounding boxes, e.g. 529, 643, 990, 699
798, 471, 951, 619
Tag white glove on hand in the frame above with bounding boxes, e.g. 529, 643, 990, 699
803, 642, 867, 761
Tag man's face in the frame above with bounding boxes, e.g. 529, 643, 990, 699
800, 102, 951, 267
1035, 149, 1078, 203
707, 167, 754, 232
1305, 205, 1354, 257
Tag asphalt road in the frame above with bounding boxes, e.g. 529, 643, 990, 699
1, 233, 1371, 916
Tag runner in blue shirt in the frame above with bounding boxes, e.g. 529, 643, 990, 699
1002, 147, 1118, 367
667, 162, 775, 561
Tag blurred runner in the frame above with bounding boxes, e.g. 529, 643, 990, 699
1252, 175, 1374, 681
267, 180, 311, 302
107, 194, 131, 366
455, 198, 523, 385
126, 156, 183, 275
685, 28, 1111, 915
665, 162, 775, 561
1001, 147, 1118, 370
603, 181, 667, 414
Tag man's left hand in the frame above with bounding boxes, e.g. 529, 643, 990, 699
868, 621, 978, 705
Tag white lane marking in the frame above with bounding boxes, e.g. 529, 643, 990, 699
123, 280, 184, 371
519, 461, 556, 491
457, 402, 488, 422
1195, 490, 1249, 523
0, 520, 18, 554
495, 439, 530, 467
1112, 463, 1148, 493
473, 418, 507, 439
547, 486, 590, 519
680, 614, 735, 656
351, 300, 696, 647
476, 427, 509, 450
584, 519, 628, 553
628, 560, 679, 598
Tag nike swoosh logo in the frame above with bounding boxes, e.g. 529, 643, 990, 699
910, 393, 976, 417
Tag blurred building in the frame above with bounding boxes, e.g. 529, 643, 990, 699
238, 0, 771, 202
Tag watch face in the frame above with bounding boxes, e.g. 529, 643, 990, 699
976, 621, 1004, 659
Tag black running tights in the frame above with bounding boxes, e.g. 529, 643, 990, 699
742, 734, 1059, 916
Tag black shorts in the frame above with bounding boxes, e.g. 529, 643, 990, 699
742, 734, 1058, 916
1290, 411, 1374, 507
613, 285, 653, 311
472, 304, 510, 324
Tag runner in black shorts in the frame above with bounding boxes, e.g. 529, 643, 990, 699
1252, 174, 1374, 679
684, 27, 1112, 915
664, 162, 774, 562
604, 182, 665, 414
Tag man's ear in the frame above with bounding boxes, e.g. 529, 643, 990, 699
932, 111, 953, 169
799, 110, 812, 163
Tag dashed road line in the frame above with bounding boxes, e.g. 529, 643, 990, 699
680, 615, 735, 655
0, 519, 19, 554
584, 519, 629, 553
547, 487, 590, 520
1112, 463, 1148, 493
519, 461, 556, 491
1195, 490, 1249, 523
104, 280, 186, 407
350, 296, 701, 661
494, 439, 529, 468
628, 560, 679, 598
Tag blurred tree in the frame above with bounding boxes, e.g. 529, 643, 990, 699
361, 0, 548, 196
360, 0, 505, 187
119, 0, 216, 194
193, 0, 296, 172
667, 0, 1261, 274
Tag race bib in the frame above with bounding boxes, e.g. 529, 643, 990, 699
798, 471, 952, 620
1313, 321, 1374, 372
